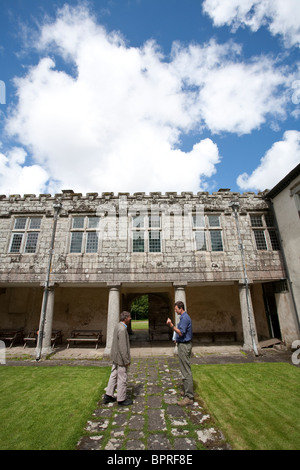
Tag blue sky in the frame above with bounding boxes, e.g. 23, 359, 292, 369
0, 0, 300, 196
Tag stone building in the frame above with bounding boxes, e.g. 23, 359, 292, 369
0, 186, 299, 356
265, 163, 300, 343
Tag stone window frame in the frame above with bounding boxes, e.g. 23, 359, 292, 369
192, 213, 224, 252
131, 213, 162, 253
290, 182, 300, 218
9, 216, 42, 254
250, 213, 280, 251
69, 215, 101, 254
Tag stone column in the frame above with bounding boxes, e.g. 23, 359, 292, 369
239, 283, 259, 354
174, 284, 187, 324
0, 340, 5, 365
104, 284, 121, 358
173, 283, 187, 355
275, 291, 299, 346
37, 286, 55, 357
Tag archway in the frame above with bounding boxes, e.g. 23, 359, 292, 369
124, 292, 172, 342
130, 294, 149, 341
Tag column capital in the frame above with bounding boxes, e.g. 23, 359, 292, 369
39, 282, 58, 289
173, 283, 188, 289
238, 280, 253, 286
107, 282, 122, 289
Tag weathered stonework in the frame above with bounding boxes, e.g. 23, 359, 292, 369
0, 190, 284, 284
0, 189, 298, 353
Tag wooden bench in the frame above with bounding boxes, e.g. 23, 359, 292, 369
66, 330, 103, 349
149, 329, 173, 341
0, 328, 24, 348
51, 330, 63, 349
193, 331, 237, 343
23, 330, 37, 348
23, 329, 63, 349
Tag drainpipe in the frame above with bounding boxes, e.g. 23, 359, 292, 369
230, 201, 259, 356
36, 202, 62, 361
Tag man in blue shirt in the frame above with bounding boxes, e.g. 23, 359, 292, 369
167, 301, 194, 406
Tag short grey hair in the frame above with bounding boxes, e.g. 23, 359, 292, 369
120, 311, 131, 321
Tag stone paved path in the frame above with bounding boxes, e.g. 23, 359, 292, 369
77, 357, 231, 451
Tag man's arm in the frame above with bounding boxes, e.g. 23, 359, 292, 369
118, 328, 131, 366
166, 318, 182, 336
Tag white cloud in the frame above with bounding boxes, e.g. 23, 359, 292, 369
3, 4, 296, 195
203, 0, 300, 48
185, 52, 286, 135
237, 130, 300, 191
0, 147, 48, 195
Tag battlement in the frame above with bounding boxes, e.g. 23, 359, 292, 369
0, 188, 268, 202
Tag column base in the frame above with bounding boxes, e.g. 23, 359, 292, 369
103, 347, 111, 359
35, 346, 53, 360
241, 342, 261, 356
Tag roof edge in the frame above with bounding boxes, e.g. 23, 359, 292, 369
264, 163, 300, 199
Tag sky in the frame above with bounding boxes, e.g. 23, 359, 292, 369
0, 0, 300, 196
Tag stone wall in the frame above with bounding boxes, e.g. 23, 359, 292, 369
1, 190, 292, 347
0, 189, 286, 286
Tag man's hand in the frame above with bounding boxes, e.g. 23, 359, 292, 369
167, 318, 182, 337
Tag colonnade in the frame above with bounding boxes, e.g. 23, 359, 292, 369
37, 282, 260, 357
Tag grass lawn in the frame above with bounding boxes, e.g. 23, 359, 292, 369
0, 366, 110, 450
192, 362, 300, 450
131, 319, 149, 330
1, 361, 299, 450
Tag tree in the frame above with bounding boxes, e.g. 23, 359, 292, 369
131, 295, 149, 320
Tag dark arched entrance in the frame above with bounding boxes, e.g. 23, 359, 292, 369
123, 292, 172, 342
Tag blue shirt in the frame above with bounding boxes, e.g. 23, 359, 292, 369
176, 312, 192, 343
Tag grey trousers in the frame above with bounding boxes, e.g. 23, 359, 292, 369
177, 342, 194, 399
106, 362, 128, 402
